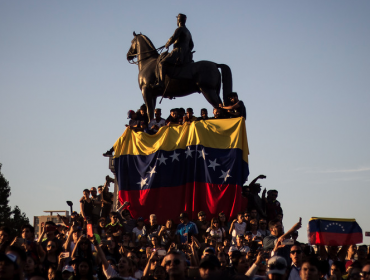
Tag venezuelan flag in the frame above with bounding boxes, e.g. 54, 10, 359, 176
308, 217, 362, 246
113, 117, 249, 223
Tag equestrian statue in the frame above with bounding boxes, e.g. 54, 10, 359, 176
127, 13, 233, 121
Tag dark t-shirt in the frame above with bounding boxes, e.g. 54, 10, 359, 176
235, 100, 246, 119
81, 199, 94, 218
137, 113, 149, 125
166, 115, 181, 125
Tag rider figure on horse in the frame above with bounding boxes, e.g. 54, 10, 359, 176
153, 13, 194, 89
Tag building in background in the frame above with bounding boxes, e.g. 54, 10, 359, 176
33, 210, 69, 238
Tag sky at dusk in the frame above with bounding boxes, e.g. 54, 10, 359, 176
1, 1, 369, 242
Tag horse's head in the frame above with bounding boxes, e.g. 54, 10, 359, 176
127, 32, 158, 63
127, 31, 139, 62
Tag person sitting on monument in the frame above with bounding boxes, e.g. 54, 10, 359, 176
219, 92, 247, 119
148, 108, 166, 134
183, 108, 197, 123
178, 108, 186, 124
137, 104, 149, 125
197, 108, 209, 121
166, 108, 181, 126
210, 107, 224, 119
153, 13, 194, 89
126, 110, 143, 131
102, 110, 141, 157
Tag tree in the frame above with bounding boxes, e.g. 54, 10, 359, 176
0, 163, 29, 237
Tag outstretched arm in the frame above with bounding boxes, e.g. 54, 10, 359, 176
94, 239, 109, 271
278, 218, 302, 242
249, 174, 266, 186
220, 101, 241, 110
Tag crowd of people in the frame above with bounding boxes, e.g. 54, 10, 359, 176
102, 92, 246, 157
1, 92, 370, 280
1, 172, 370, 280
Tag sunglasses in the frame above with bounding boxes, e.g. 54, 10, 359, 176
47, 245, 56, 248
360, 272, 370, 278
165, 259, 181, 266
290, 250, 302, 255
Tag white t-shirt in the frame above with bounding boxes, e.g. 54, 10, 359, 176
231, 222, 246, 244
148, 118, 166, 133
206, 227, 225, 242
252, 231, 262, 239
132, 226, 146, 243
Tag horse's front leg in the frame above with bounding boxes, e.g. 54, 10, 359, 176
141, 85, 155, 122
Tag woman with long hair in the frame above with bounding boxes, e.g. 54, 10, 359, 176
149, 236, 164, 251
206, 217, 226, 243
71, 259, 94, 280
218, 212, 230, 237
102, 236, 121, 263
158, 219, 176, 249
24, 253, 41, 280
71, 236, 94, 263
41, 240, 60, 275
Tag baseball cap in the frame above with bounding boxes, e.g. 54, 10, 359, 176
266, 256, 287, 275
62, 265, 74, 273
203, 247, 215, 255
179, 212, 188, 219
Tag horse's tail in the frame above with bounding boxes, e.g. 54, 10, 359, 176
217, 64, 233, 104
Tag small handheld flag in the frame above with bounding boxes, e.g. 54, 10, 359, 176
308, 217, 362, 246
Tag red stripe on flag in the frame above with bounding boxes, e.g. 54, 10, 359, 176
119, 182, 248, 224
311, 232, 362, 246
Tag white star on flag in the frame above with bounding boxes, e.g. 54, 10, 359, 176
170, 151, 180, 162
198, 148, 208, 160
157, 154, 167, 165
219, 169, 232, 182
208, 158, 220, 171
137, 177, 148, 189
147, 166, 157, 177
185, 147, 193, 158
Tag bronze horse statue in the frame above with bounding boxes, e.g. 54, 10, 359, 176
127, 32, 233, 121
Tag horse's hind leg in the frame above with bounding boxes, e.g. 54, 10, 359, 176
199, 87, 222, 109
142, 86, 156, 121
